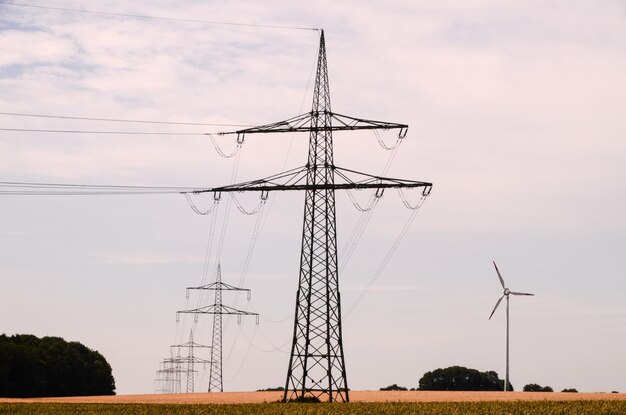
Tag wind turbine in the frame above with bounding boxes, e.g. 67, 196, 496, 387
489, 261, 534, 391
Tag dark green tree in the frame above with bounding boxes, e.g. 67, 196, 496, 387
256, 386, 285, 391
0, 334, 115, 398
561, 388, 578, 393
418, 366, 513, 391
523, 383, 553, 392
380, 384, 408, 391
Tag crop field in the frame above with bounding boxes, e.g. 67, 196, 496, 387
2, 401, 626, 415
2, 392, 625, 415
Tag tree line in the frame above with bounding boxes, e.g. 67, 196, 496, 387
379, 366, 580, 393
0, 334, 115, 398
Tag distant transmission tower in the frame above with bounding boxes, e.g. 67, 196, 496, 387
155, 351, 194, 394
171, 329, 211, 393
192, 30, 433, 402
177, 262, 259, 392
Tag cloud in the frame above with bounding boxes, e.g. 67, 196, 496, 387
0, 29, 78, 67
91, 252, 203, 265
343, 284, 435, 292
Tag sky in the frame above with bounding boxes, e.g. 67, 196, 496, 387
1, 0, 625, 395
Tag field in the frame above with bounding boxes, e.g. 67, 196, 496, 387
2, 391, 626, 415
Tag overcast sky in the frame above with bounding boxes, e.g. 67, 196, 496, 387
1, 1, 625, 395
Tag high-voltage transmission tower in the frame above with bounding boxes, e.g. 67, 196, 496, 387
171, 330, 211, 393
194, 30, 432, 402
155, 353, 193, 394
177, 262, 258, 392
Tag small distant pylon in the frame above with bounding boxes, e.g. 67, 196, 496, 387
177, 262, 259, 392
155, 351, 194, 394
171, 329, 211, 393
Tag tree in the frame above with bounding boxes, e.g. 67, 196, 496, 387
0, 334, 115, 398
523, 383, 553, 392
380, 384, 408, 391
561, 388, 578, 393
418, 366, 513, 391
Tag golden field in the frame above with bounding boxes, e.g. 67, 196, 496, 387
1, 390, 625, 404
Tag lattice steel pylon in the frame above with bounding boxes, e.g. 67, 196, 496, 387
171, 330, 211, 393
177, 262, 258, 392
155, 352, 193, 394
193, 30, 433, 402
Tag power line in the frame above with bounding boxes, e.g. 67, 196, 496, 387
0, 181, 194, 190
0, 111, 252, 127
0, 181, 205, 196
0, 1, 320, 32
0, 127, 206, 135
0, 190, 196, 196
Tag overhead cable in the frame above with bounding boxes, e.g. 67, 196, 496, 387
343, 201, 427, 321
0, 181, 198, 195
184, 193, 219, 215
206, 133, 241, 158
339, 194, 379, 273
0, 1, 320, 31
345, 189, 379, 212
374, 129, 404, 151
338, 139, 398, 272
0, 111, 251, 127
230, 193, 267, 216
0, 127, 206, 135
398, 188, 429, 210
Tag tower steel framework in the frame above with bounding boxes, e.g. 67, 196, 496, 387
171, 330, 211, 393
177, 262, 258, 392
194, 30, 432, 402
155, 354, 192, 394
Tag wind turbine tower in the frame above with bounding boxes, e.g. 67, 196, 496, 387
489, 261, 534, 391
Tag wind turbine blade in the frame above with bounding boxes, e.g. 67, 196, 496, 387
493, 261, 506, 289
510, 291, 534, 296
489, 294, 505, 320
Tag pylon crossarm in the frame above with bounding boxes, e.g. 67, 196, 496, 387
172, 356, 212, 364
157, 368, 195, 374
333, 166, 433, 194
187, 165, 432, 195
185, 280, 253, 300
218, 112, 311, 136
329, 112, 408, 137
217, 111, 408, 138
177, 304, 258, 316
186, 281, 252, 292
171, 341, 211, 349
220, 304, 259, 316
